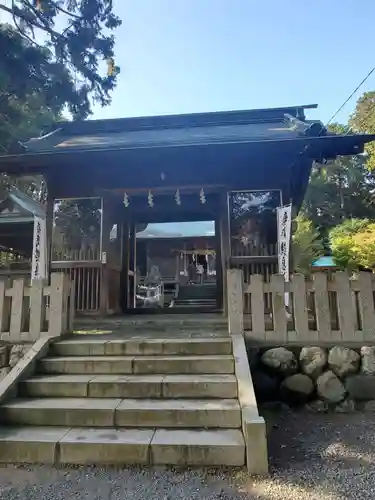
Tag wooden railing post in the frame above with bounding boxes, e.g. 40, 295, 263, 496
48, 273, 72, 336
227, 268, 244, 335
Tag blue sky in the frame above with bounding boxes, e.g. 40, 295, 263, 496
93, 0, 375, 125
96, 0, 375, 236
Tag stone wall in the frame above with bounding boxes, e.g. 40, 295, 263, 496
0, 344, 32, 380
250, 345, 375, 412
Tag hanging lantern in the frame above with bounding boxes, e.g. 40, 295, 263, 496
106, 57, 115, 76
148, 190, 154, 207
123, 193, 129, 208
175, 189, 181, 206
199, 188, 206, 204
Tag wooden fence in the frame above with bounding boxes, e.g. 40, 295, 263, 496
0, 273, 74, 343
227, 269, 375, 343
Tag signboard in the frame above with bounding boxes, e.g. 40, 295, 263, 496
277, 204, 292, 306
31, 215, 47, 280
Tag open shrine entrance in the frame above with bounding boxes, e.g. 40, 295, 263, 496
121, 189, 221, 314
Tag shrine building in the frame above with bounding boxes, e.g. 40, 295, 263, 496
0, 104, 373, 316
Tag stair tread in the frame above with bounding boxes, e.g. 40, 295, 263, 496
3, 397, 240, 410
0, 426, 244, 445
54, 338, 229, 345
41, 355, 233, 361
22, 374, 237, 383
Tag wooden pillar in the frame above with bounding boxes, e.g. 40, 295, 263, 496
45, 189, 54, 282
99, 196, 111, 315
219, 190, 231, 315
120, 219, 129, 312
215, 218, 223, 309
128, 223, 136, 309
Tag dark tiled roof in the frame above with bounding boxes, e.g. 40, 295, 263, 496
21, 104, 321, 154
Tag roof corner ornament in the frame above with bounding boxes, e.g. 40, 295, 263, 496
123, 193, 129, 208
175, 189, 181, 206
148, 190, 154, 208
199, 188, 206, 204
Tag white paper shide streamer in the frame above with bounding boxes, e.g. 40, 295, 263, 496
277, 204, 292, 306
31, 215, 48, 280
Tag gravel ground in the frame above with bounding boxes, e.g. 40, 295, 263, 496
1, 410, 375, 499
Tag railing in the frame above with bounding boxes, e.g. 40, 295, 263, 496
52, 261, 101, 313
0, 273, 74, 342
227, 269, 375, 343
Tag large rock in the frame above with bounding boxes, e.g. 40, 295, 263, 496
251, 370, 280, 401
0, 345, 8, 368
9, 344, 30, 368
280, 373, 314, 405
361, 346, 375, 375
328, 346, 360, 378
299, 346, 327, 378
260, 347, 298, 375
316, 370, 346, 403
345, 374, 375, 401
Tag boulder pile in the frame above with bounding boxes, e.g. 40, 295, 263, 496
252, 345, 375, 412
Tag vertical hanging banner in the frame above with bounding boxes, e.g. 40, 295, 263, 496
31, 215, 48, 280
277, 204, 292, 306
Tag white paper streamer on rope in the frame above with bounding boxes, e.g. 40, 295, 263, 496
123, 193, 129, 207
31, 215, 47, 280
148, 190, 154, 207
199, 188, 206, 204
277, 204, 292, 307
175, 189, 181, 205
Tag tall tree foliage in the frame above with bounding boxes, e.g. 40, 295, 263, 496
292, 215, 323, 275
329, 218, 371, 270
301, 124, 375, 243
0, 0, 121, 150
350, 91, 375, 171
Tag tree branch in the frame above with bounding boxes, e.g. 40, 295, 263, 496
0, 3, 63, 41
10, 0, 41, 47
49, 0, 82, 19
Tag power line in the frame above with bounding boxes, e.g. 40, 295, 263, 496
326, 66, 375, 126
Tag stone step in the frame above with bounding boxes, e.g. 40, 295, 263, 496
50, 338, 232, 357
0, 398, 241, 428
20, 374, 238, 399
38, 355, 234, 375
0, 426, 245, 466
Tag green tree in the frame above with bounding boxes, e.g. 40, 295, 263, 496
351, 224, 375, 270
292, 215, 324, 275
0, 0, 121, 149
329, 218, 370, 270
350, 91, 375, 171
301, 124, 375, 242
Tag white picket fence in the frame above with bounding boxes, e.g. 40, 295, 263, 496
0, 273, 74, 342
227, 269, 375, 343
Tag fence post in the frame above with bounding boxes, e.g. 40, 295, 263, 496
29, 279, 44, 341
48, 273, 71, 336
227, 268, 244, 335
9, 278, 25, 342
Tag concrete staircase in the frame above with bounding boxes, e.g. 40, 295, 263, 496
0, 335, 246, 467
